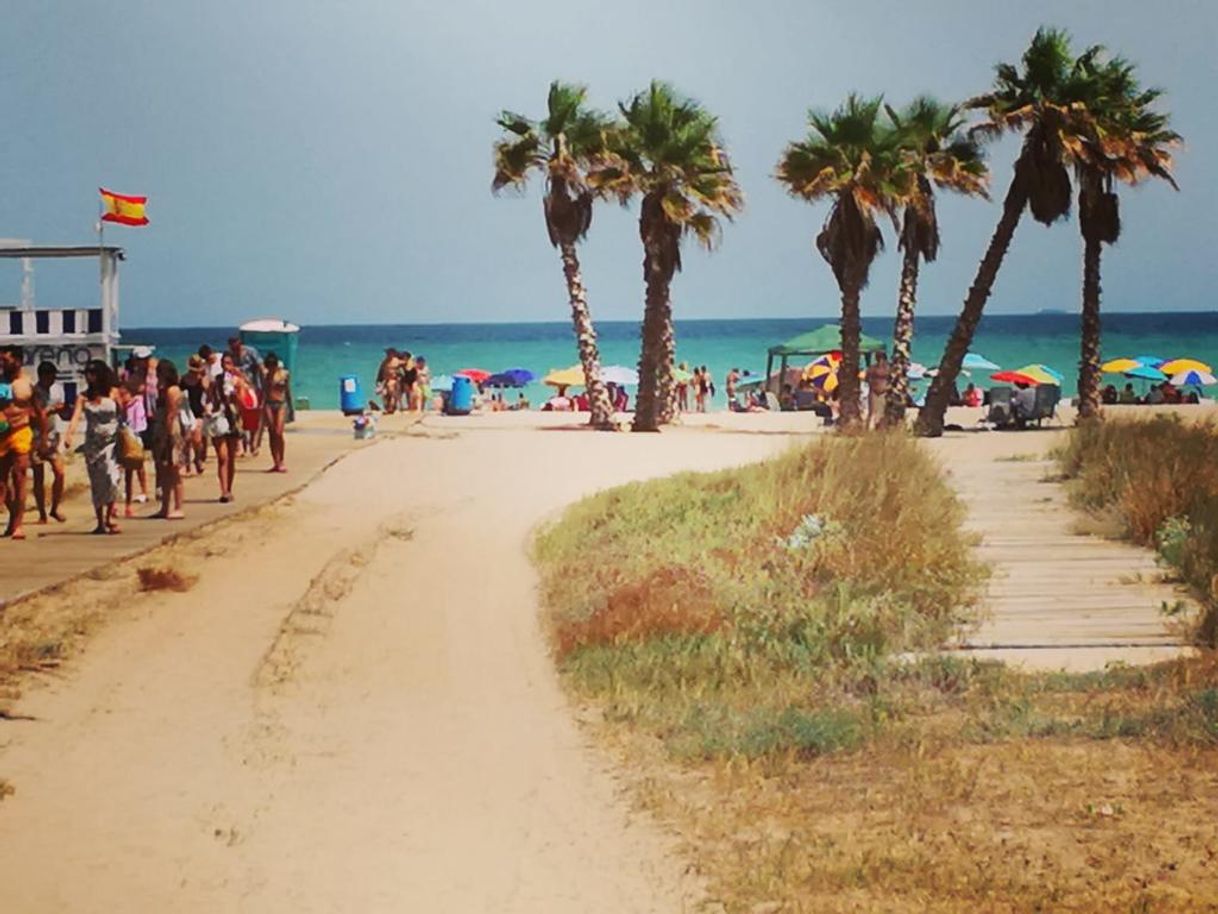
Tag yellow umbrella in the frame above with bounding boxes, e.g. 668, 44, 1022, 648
1160, 358, 1213, 375
1101, 357, 1142, 373
803, 362, 836, 382
543, 365, 587, 388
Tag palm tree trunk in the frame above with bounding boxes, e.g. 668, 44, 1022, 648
838, 282, 863, 428
657, 303, 677, 424
633, 263, 667, 433
1077, 230, 1103, 421
915, 170, 1029, 437
558, 242, 615, 428
884, 241, 921, 427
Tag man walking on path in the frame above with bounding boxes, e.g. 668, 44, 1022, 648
865, 352, 890, 430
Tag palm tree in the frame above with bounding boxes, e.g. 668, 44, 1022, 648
775, 94, 905, 428
593, 81, 743, 432
492, 81, 616, 429
915, 27, 1106, 436
1071, 51, 1179, 420
882, 98, 989, 426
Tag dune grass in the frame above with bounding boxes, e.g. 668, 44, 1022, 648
536, 432, 986, 758
1056, 416, 1218, 643
535, 430, 1218, 912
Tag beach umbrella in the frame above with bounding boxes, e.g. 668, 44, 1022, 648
1169, 369, 1217, 387
485, 368, 536, 388
1015, 364, 1063, 385
543, 365, 587, 388
908, 362, 928, 380
430, 374, 454, 393
455, 368, 492, 384
1134, 355, 1166, 368
807, 367, 840, 393
1160, 358, 1213, 376
808, 352, 842, 369
991, 370, 1039, 386
1101, 357, 1142, 373
600, 365, 639, 386
803, 361, 836, 382
962, 352, 1000, 371
1125, 364, 1167, 382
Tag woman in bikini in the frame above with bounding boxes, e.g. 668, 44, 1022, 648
207, 352, 248, 503
150, 360, 186, 519
262, 352, 291, 473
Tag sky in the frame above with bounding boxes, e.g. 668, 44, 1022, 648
1, 0, 1215, 327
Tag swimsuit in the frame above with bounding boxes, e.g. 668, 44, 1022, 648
0, 424, 32, 457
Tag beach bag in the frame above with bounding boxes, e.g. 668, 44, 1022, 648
118, 425, 145, 469
204, 412, 231, 438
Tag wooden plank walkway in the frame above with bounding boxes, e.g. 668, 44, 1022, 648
942, 447, 1193, 671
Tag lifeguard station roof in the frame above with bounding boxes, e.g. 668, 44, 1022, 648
0, 245, 125, 259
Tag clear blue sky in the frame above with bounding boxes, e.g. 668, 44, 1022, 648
2, 0, 1214, 327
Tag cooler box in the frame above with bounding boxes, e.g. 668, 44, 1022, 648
446, 375, 474, 415
340, 375, 363, 415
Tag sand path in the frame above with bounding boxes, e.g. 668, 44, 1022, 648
0, 416, 796, 913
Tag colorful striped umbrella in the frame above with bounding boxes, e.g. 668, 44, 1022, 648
1169, 369, 1216, 387
1015, 364, 1063, 385
991, 370, 1040, 386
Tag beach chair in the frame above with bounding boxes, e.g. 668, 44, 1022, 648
1029, 384, 1061, 427
985, 387, 1014, 427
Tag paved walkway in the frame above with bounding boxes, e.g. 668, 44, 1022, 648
943, 441, 1192, 670
0, 412, 418, 607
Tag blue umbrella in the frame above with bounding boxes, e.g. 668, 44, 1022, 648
485, 368, 536, 388
962, 352, 1000, 371
1134, 355, 1166, 368
1125, 364, 1167, 381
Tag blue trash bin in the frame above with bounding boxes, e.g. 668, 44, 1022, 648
446, 375, 474, 415
339, 375, 363, 415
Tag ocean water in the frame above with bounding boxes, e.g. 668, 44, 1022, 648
128, 312, 1218, 410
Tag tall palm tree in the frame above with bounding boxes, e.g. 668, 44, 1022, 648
915, 27, 1105, 436
882, 98, 989, 426
776, 94, 905, 428
593, 81, 743, 432
492, 81, 616, 429
1071, 51, 1179, 420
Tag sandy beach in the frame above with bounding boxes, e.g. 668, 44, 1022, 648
0, 404, 1210, 911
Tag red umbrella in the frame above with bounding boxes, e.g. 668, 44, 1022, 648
990, 370, 1039, 386
455, 368, 492, 384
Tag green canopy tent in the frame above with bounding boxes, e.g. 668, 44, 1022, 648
765, 324, 886, 392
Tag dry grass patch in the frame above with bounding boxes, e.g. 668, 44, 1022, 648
136, 566, 198, 593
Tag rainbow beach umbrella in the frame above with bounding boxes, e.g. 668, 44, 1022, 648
1015, 364, 1063, 385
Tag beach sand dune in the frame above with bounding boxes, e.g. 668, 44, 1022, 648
0, 416, 800, 913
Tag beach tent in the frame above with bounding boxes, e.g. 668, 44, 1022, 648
765, 324, 885, 393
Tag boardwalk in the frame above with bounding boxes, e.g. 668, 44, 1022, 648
937, 434, 1192, 671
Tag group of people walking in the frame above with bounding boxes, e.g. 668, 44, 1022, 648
374, 349, 430, 414
0, 336, 292, 540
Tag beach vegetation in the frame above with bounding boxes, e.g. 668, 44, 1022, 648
775, 95, 905, 429
135, 566, 197, 593
916, 28, 1111, 436
1056, 416, 1218, 643
882, 98, 989, 426
492, 81, 618, 428
591, 81, 743, 431
1071, 53, 1179, 418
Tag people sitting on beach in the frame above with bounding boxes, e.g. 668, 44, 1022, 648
542, 391, 572, 411
1186, 390, 1201, 404
1145, 384, 1165, 405
1162, 382, 1182, 404
1119, 383, 1138, 404
513, 392, 530, 411
1012, 382, 1037, 421
963, 383, 982, 408
1101, 384, 1118, 405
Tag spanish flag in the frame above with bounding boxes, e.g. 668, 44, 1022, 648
99, 187, 149, 226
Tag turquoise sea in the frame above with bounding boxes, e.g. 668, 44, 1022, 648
128, 313, 1218, 410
